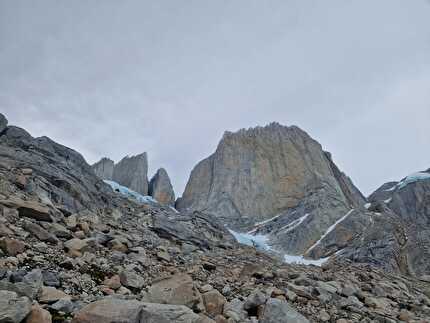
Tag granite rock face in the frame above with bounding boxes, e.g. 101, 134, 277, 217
92, 154, 149, 196
308, 170, 430, 276
0, 113, 7, 134
177, 123, 366, 255
92, 158, 114, 180
112, 154, 149, 195
149, 168, 175, 206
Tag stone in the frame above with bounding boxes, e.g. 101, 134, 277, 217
64, 238, 89, 253
119, 270, 145, 290
50, 223, 72, 239
23, 221, 58, 243
42, 270, 61, 287
50, 298, 74, 314
244, 290, 268, 310
103, 275, 122, 290
92, 157, 114, 180
112, 153, 149, 195
149, 168, 175, 206
72, 298, 202, 323
148, 273, 202, 310
157, 250, 171, 262
260, 298, 310, 323
72, 298, 143, 323
64, 214, 77, 229
223, 298, 247, 322
0, 290, 32, 323
0, 237, 25, 256
203, 289, 227, 317
39, 287, 70, 304
25, 304, 52, 323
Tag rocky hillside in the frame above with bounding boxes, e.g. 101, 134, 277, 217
1, 113, 430, 323
177, 123, 366, 256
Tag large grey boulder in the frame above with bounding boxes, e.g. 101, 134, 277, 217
149, 168, 175, 206
0, 113, 7, 133
0, 290, 32, 323
92, 157, 114, 180
260, 298, 310, 323
177, 123, 365, 255
112, 153, 149, 195
72, 298, 202, 323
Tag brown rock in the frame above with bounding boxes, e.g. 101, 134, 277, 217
148, 273, 202, 310
25, 304, 52, 323
203, 289, 226, 317
0, 237, 25, 256
39, 287, 70, 304
103, 275, 122, 290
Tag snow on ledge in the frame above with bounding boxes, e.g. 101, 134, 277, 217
228, 228, 331, 267
306, 209, 354, 254
104, 180, 158, 204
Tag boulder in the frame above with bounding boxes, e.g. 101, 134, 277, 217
72, 298, 202, 323
23, 221, 58, 243
147, 273, 202, 309
72, 298, 143, 323
0, 237, 25, 256
0, 290, 32, 323
39, 287, 70, 304
149, 168, 175, 206
260, 298, 310, 323
202, 289, 226, 317
119, 270, 145, 290
25, 304, 52, 323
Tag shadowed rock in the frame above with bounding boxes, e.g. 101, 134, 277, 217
149, 168, 175, 206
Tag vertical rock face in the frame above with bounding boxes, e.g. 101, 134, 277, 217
92, 158, 114, 180
177, 123, 365, 255
112, 153, 149, 196
149, 168, 175, 206
0, 113, 8, 133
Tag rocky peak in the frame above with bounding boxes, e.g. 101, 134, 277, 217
149, 168, 175, 206
92, 158, 114, 180
177, 123, 365, 255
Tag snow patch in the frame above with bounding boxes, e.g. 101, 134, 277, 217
397, 172, 430, 190
284, 254, 330, 266
364, 203, 371, 209
228, 230, 272, 251
306, 209, 354, 253
384, 198, 392, 204
254, 213, 284, 226
104, 180, 157, 204
279, 213, 309, 233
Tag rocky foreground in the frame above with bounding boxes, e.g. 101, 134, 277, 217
0, 113, 430, 323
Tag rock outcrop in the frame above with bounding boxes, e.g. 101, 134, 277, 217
92, 158, 114, 180
177, 123, 366, 255
112, 153, 149, 195
149, 168, 175, 206
306, 170, 430, 276
92, 154, 149, 196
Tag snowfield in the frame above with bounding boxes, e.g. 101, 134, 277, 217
104, 180, 158, 204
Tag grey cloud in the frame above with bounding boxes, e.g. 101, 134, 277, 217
1, 0, 429, 196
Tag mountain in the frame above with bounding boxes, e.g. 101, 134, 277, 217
177, 123, 366, 256
149, 168, 175, 206
0, 112, 429, 323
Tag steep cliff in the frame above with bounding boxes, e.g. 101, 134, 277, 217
177, 123, 366, 255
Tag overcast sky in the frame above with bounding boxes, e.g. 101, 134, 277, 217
1, 0, 429, 196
